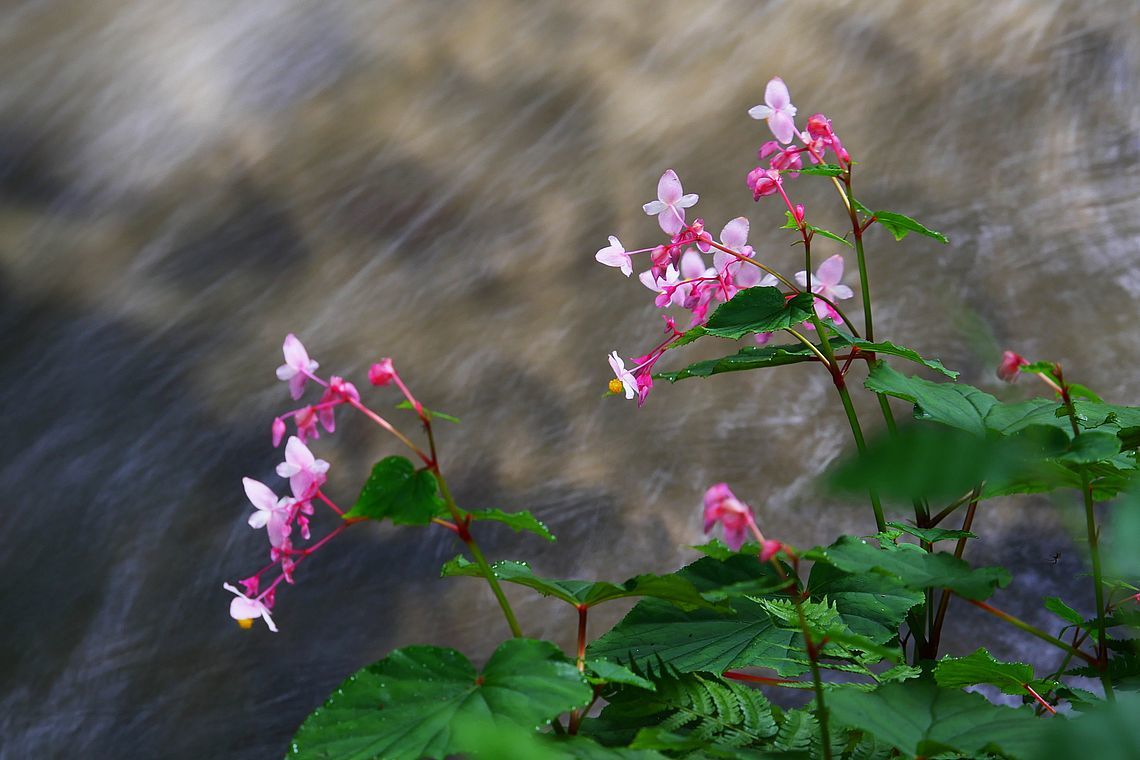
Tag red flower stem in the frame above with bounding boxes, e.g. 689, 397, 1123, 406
965, 598, 1098, 666
1024, 683, 1057, 715
722, 670, 799, 686
345, 397, 431, 465
314, 489, 344, 516
925, 488, 981, 659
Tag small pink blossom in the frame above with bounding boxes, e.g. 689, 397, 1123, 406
640, 263, 682, 307
271, 417, 287, 448
748, 77, 798, 144
294, 406, 320, 444
795, 254, 854, 321
243, 477, 294, 548
642, 169, 699, 235
746, 167, 782, 200
608, 351, 638, 400
369, 358, 395, 387
703, 483, 756, 551
224, 583, 278, 632
759, 539, 783, 563
317, 376, 360, 433
276, 334, 320, 400
595, 236, 632, 277
276, 436, 330, 497
997, 350, 1030, 383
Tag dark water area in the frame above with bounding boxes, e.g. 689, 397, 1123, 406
3, 1, 1139, 757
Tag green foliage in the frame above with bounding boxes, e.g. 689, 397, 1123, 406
808, 536, 1010, 600
464, 508, 556, 542
394, 400, 461, 423
683, 287, 814, 342
870, 210, 949, 243
806, 561, 924, 643
344, 456, 443, 524
452, 715, 669, 759
440, 556, 720, 610
933, 648, 1049, 696
289, 639, 590, 760
1038, 692, 1140, 760
828, 678, 1042, 758
582, 661, 778, 749
808, 225, 854, 247
797, 163, 846, 177
886, 522, 976, 543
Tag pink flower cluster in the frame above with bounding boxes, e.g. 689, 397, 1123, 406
594, 77, 856, 405
224, 335, 413, 631
703, 483, 782, 561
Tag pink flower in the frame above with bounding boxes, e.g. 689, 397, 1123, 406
595, 236, 632, 277
759, 539, 783, 563
276, 436, 330, 497
997, 350, 1030, 383
243, 477, 294, 548
608, 351, 638, 400
640, 263, 682, 307
642, 170, 699, 235
713, 217, 776, 291
748, 77, 798, 144
294, 406, 320, 443
795, 254, 854, 321
276, 334, 319, 400
224, 583, 278, 632
271, 417, 286, 448
703, 483, 756, 551
746, 167, 782, 200
317, 376, 359, 433
369, 358, 395, 387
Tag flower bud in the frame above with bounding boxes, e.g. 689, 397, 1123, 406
759, 539, 783, 563
271, 417, 286, 448
369, 358, 395, 386
997, 350, 1030, 383
806, 113, 834, 142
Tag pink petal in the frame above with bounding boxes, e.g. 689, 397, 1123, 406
769, 110, 796, 144
285, 437, 315, 469
658, 208, 684, 235
765, 77, 791, 110
657, 169, 683, 204
794, 270, 809, 288
720, 217, 749, 250
748, 104, 772, 120
816, 254, 845, 286
282, 334, 309, 370
243, 478, 278, 511
639, 270, 660, 291
829, 284, 854, 300
288, 372, 307, 401
680, 250, 706, 279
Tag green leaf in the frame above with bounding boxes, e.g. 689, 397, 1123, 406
798, 163, 845, 177
843, 337, 958, 378
701, 287, 814, 340
807, 225, 853, 247
807, 536, 1010, 601
1105, 485, 1140, 577
828, 679, 1042, 758
452, 714, 669, 759
863, 363, 996, 436
657, 343, 823, 382
394, 400, 460, 423
1044, 596, 1086, 627
582, 663, 778, 750
289, 639, 591, 760
933, 648, 1036, 695
851, 197, 873, 217
689, 539, 761, 560
1058, 431, 1122, 464
585, 660, 656, 691
871, 210, 949, 244
806, 561, 923, 644
587, 555, 810, 676
886, 523, 976, 544
464, 509, 556, 542
440, 557, 720, 611
1039, 692, 1140, 759
344, 456, 444, 525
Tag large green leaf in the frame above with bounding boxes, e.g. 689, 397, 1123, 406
806, 562, 923, 644
1039, 692, 1140, 760
797, 163, 845, 177
827, 679, 1041, 758
886, 523, 976, 544
657, 343, 822, 383
843, 338, 957, 378
870, 210, 949, 244
440, 557, 719, 611
465, 508, 556, 542
289, 639, 591, 760
344, 455, 444, 525
452, 714, 668, 759
807, 536, 1010, 601
700, 288, 814, 340
863, 363, 997, 436
933, 648, 1041, 696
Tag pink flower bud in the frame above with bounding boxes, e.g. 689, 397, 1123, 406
369, 359, 395, 386
703, 483, 755, 551
806, 113, 834, 142
271, 417, 286, 447
759, 539, 783, 563
997, 350, 1030, 383
793, 204, 806, 224
239, 575, 260, 596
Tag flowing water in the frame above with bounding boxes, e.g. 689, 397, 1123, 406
3, 1, 1139, 756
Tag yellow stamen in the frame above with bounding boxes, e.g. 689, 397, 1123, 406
237, 618, 254, 630
608, 378, 623, 394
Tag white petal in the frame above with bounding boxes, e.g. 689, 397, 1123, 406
276, 462, 301, 478
794, 270, 808, 288
830, 284, 854, 300
642, 200, 667, 215
261, 609, 279, 633
639, 270, 661, 292
276, 365, 296, 381
676, 193, 699, 210
243, 478, 278, 510
248, 511, 270, 528
748, 104, 772, 120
